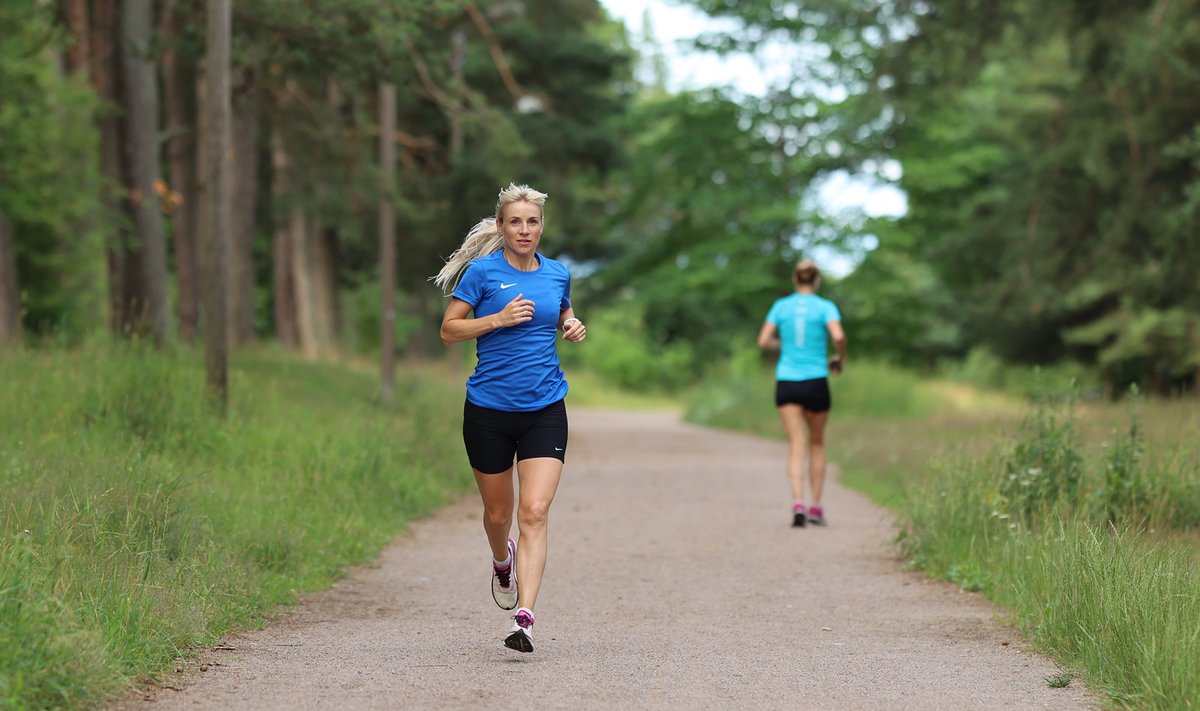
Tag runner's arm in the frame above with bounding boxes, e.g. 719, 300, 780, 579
827, 320, 847, 373
757, 321, 780, 351
440, 295, 534, 345
559, 308, 586, 343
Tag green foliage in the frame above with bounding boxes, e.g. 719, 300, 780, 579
681, 0, 1200, 395
558, 306, 699, 392
0, 1, 105, 341
580, 89, 824, 366
341, 279, 423, 355
1096, 395, 1147, 526
0, 344, 470, 708
1001, 398, 1084, 521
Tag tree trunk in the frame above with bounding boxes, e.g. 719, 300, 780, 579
118, 0, 171, 345
270, 133, 300, 349
313, 227, 340, 355
291, 212, 319, 359
229, 67, 261, 346
0, 214, 20, 346
378, 82, 397, 401
89, 0, 126, 334
161, 0, 200, 342
62, 0, 90, 75
199, 0, 232, 407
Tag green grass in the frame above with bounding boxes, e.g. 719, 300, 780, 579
685, 360, 1200, 709
0, 341, 471, 709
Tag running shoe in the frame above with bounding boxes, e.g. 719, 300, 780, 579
792, 503, 807, 528
491, 537, 518, 610
807, 505, 827, 526
504, 607, 535, 653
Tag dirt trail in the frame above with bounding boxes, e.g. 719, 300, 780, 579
122, 409, 1094, 710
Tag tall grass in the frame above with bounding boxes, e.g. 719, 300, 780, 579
685, 356, 1200, 707
0, 341, 470, 708
901, 397, 1200, 709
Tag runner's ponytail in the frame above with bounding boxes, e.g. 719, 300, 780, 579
432, 217, 503, 293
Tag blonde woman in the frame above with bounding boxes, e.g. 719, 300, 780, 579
757, 259, 847, 527
434, 183, 586, 653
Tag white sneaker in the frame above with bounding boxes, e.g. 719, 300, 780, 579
504, 607, 534, 653
491, 537, 517, 610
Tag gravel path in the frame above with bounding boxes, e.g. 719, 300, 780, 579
122, 409, 1095, 710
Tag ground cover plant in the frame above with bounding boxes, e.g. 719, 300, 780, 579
0, 342, 470, 709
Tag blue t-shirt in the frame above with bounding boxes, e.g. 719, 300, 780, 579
765, 293, 842, 382
451, 251, 572, 411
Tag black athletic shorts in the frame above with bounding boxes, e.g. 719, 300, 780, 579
775, 378, 832, 412
462, 398, 568, 474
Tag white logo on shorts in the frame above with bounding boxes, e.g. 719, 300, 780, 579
554, 447, 564, 451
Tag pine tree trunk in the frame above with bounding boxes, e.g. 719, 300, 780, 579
89, 0, 127, 334
270, 132, 300, 349
0, 214, 20, 346
200, 0, 232, 406
292, 214, 319, 359
62, 0, 90, 75
229, 68, 260, 346
314, 227, 340, 354
161, 0, 199, 342
378, 82, 397, 400
118, 0, 171, 346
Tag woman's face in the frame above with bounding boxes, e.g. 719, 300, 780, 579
500, 200, 543, 259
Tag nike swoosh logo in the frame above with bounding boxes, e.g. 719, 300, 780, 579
554, 447, 564, 451
500, 282, 517, 289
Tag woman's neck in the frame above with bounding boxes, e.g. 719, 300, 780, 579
796, 286, 817, 294
504, 250, 538, 272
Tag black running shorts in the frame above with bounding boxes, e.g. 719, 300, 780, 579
775, 378, 832, 412
462, 398, 568, 474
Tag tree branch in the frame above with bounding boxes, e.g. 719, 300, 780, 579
464, 4, 526, 100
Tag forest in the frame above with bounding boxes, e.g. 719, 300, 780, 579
2, 0, 1199, 395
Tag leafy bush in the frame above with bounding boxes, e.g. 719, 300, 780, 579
558, 307, 699, 392
1001, 397, 1083, 521
946, 348, 1104, 400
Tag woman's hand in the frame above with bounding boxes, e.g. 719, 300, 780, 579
561, 317, 586, 343
829, 356, 844, 375
496, 293, 535, 328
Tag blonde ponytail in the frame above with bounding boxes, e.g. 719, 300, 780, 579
432, 217, 504, 292
431, 182, 549, 294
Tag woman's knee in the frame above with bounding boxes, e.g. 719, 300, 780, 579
518, 500, 551, 529
483, 505, 512, 528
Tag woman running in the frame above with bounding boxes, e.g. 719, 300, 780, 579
434, 183, 586, 652
757, 259, 847, 527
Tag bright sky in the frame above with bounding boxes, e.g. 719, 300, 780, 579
597, 0, 907, 275
599, 0, 780, 94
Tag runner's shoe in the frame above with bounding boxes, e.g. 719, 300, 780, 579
504, 607, 535, 653
792, 503, 807, 528
491, 537, 517, 610
807, 505, 827, 526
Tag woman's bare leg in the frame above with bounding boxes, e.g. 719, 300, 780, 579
513, 457, 563, 611
473, 468, 515, 561
802, 410, 829, 504
777, 404, 807, 502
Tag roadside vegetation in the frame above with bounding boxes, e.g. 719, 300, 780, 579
0, 342, 470, 709
684, 356, 1200, 710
